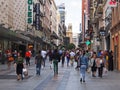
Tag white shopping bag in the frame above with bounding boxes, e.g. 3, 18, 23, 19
103, 67, 108, 76
23, 68, 28, 76
41, 65, 44, 69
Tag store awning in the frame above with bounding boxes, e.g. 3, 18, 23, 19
0, 25, 32, 43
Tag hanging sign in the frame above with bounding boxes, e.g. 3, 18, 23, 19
27, 0, 33, 24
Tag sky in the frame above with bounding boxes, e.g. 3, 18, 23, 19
55, 0, 82, 33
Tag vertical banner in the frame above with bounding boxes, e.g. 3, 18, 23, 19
27, 0, 33, 24
35, 3, 40, 30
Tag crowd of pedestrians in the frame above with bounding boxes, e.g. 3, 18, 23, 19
2, 48, 114, 82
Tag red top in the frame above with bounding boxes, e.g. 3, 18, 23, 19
25, 51, 31, 57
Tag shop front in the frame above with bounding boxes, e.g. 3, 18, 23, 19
111, 24, 120, 70
0, 26, 32, 63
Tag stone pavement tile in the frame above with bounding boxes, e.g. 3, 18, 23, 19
0, 59, 53, 90
1, 60, 120, 90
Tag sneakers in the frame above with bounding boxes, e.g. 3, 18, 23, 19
80, 78, 85, 83
83, 80, 85, 82
80, 78, 82, 82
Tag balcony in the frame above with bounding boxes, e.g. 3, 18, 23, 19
97, 5, 103, 16
95, 0, 103, 17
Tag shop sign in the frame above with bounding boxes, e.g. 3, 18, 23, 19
35, 3, 40, 30
85, 40, 91, 45
27, 0, 33, 24
100, 30, 106, 36
35, 15, 40, 30
108, 0, 117, 7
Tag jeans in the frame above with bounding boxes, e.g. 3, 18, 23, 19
26, 57, 30, 65
80, 65, 87, 81
53, 60, 58, 75
36, 65, 41, 75
43, 57, 46, 67
66, 57, 70, 66
98, 67, 103, 77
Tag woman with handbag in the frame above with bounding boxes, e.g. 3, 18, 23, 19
16, 52, 24, 81
96, 55, 105, 78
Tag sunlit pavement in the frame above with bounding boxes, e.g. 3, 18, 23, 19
0, 58, 120, 90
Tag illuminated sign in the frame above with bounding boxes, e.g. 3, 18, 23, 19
86, 40, 91, 45
27, 0, 33, 24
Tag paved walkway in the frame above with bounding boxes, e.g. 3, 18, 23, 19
0, 58, 120, 90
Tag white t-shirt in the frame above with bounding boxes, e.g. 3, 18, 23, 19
41, 50, 47, 58
70, 51, 75, 57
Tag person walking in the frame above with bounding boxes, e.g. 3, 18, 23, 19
16, 52, 24, 81
108, 50, 114, 71
75, 50, 81, 70
70, 50, 75, 66
13, 50, 18, 63
90, 52, 97, 77
79, 51, 88, 83
61, 51, 66, 67
7, 49, 13, 69
41, 48, 47, 67
66, 50, 70, 67
96, 55, 105, 78
25, 50, 31, 66
48, 49, 53, 69
52, 49, 59, 76
35, 51, 43, 75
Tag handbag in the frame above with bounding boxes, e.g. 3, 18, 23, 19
8, 56, 14, 61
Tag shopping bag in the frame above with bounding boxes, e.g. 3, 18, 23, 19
103, 67, 108, 76
23, 68, 28, 76
87, 67, 91, 73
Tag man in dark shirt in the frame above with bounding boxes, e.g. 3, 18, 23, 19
52, 49, 60, 76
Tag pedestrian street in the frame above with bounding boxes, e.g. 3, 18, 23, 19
0, 59, 120, 90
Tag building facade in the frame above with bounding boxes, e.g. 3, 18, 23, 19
66, 23, 73, 44
72, 33, 79, 48
0, 0, 31, 61
57, 3, 66, 48
111, 1, 120, 70
50, 0, 58, 47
